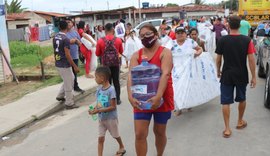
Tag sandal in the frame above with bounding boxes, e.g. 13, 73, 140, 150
115, 149, 126, 156
173, 110, 182, 116
223, 130, 232, 138
236, 120, 247, 130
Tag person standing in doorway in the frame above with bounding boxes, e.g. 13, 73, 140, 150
216, 15, 256, 138
66, 18, 84, 93
53, 20, 80, 109
96, 23, 124, 105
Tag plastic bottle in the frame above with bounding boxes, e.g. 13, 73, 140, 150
131, 58, 163, 110
89, 105, 98, 121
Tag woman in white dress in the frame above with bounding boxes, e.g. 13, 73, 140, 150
171, 26, 203, 116
123, 30, 143, 68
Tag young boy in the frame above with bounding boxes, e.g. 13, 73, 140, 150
89, 66, 126, 156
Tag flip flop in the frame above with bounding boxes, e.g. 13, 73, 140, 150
115, 149, 126, 156
223, 130, 232, 138
236, 120, 247, 130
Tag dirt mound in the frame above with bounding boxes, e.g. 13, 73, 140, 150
43, 55, 55, 66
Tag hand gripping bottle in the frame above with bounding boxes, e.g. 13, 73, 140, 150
89, 105, 98, 121
131, 58, 163, 110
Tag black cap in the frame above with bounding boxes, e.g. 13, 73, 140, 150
175, 26, 186, 33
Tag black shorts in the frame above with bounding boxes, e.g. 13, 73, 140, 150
220, 83, 247, 105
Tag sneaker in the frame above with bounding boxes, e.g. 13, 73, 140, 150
117, 100, 122, 105
65, 104, 79, 110
74, 87, 85, 93
56, 97, 65, 101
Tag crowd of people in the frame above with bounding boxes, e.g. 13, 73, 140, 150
52, 15, 257, 156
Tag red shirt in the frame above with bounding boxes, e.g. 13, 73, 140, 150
78, 28, 90, 52
95, 35, 123, 57
168, 31, 176, 40
134, 46, 174, 113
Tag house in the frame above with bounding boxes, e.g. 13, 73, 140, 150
66, 4, 224, 30
6, 13, 30, 29
6, 11, 69, 29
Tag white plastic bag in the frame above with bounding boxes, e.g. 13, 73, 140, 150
90, 48, 97, 71
172, 49, 220, 110
81, 34, 97, 51
221, 29, 228, 36
115, 23, 125, 39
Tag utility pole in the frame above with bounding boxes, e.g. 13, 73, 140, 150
138, 0, 141, 23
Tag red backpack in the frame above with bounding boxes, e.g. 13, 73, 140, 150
101, 37, 119, 67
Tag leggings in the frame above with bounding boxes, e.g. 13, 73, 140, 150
80, 47, 92, 75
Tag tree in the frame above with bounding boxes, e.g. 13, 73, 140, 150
194, 0, 205, 5
218, 0, 238, 11
166, 3, 179, 7
5, 0, 27, 13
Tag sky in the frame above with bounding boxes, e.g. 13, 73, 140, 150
6, 0, 224, 14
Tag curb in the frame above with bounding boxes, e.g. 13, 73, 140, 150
0, 71, 128, 138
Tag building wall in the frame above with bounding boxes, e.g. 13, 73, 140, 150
7, 20, 29, 29
25, 12, 47, 27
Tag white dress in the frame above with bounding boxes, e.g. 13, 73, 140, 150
123, 36, 143, 61
171, 38, 220, 110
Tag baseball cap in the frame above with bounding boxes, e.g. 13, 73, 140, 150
175, 26, 186, 33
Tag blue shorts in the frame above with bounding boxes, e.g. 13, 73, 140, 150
134, 112, 171, 124
220, 83, 247, 105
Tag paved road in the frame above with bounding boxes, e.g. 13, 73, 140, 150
0, 77, 270, 156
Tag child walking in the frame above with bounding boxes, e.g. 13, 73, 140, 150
89, 66, 126, 156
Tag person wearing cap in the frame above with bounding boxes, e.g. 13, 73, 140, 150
171, 26, 203, 116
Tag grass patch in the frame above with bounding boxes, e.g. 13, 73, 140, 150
10, 41, 53, 68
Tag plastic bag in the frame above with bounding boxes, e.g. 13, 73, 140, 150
115, 23, 126, 39
81, 34, 97, 51
221, 29, 228, 36
172, 49, 220, 110
90, 48, 97, 71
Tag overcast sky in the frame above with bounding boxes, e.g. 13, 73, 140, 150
6, 0, 224, 14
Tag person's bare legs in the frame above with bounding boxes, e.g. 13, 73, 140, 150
125, 61, 128, 68
134, 120, 150, 156
98, 137, 105, 156
237, 101, 247, 127
153, 123, 167, 156
222, 105, 231, 135
115, 137, 125, 155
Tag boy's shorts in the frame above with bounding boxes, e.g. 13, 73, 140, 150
134, 111, 171, 124
220, 83, 247, 105
99, 119, 119, 138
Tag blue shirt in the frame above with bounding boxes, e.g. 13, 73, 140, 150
96, 86, 117, 121
66, 29, 81, 59
189, 20, 197, 28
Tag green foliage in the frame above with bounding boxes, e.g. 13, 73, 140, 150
9, 41, 53, 68
5, 0, 27, 13
194, 0, 205, 5
166, 3, 179, 7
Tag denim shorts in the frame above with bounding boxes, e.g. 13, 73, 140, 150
134, 111, 171, 124
220, 83, 247, 104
